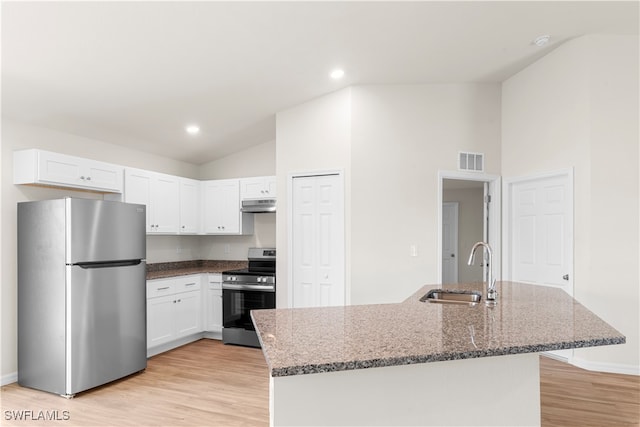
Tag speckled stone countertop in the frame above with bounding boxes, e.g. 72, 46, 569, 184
146, 260, 248, 280
251, 281, 625, 377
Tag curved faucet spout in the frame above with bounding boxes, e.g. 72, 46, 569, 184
467, 242, 497, 302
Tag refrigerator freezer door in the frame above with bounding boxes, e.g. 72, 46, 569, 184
67, 262, 147, 394
67, 198, 146, 264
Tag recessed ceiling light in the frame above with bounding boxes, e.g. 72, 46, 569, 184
330, 69, 345, 79
533, 35, 551, 47
185, 125, 200, 135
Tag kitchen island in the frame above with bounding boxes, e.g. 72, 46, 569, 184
252, 281, 625, 426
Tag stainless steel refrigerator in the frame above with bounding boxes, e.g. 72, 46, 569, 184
18, 198, 147, 397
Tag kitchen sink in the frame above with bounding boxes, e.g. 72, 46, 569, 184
420, 289, 482, 305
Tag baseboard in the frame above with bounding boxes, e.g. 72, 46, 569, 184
147, 333, 204, 358
1, 371, 18, 386
571, 357, 640, 376
203, 331, 222, 340
542, 351, 571, 363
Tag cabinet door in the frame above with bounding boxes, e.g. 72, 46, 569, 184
174, 291, 202, 338
82, 159, 123, 192
240, 176, 276, 200
203, 179, 241, 234
179, 178, 201, 234
240, 177, 266, 200
218, 180, 241, 233
151, 174, 180, 234
125, 169, 152, 232
147, 295, 175, 347
37, 151, 85, 188
264, 176, 277, 198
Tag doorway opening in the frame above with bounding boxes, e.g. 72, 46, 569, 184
437, 171, 501, 285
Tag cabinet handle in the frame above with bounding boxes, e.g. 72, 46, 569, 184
185, 283, 196, 287
86, 176, 91, 181
80, 176, 85, 180
157, 286, 170, 291
181, 225, 185, 229
177, 299, 181, 303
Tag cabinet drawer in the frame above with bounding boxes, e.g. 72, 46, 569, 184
147, 279, 175, 298
174, 275, 201, 293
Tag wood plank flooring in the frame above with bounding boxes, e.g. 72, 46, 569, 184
540, 355, 639, 427
1, 340, 269, 426
2, 340, 638, 426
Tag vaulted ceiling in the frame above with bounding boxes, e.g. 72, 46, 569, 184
2, 1, 637, 164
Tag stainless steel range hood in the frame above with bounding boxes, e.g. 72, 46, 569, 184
241, 199, 276, 213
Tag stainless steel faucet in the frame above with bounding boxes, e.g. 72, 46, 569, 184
467, 241, 497, 303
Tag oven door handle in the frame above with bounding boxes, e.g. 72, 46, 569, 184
222, 283, 275, 292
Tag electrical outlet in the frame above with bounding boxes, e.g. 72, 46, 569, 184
224, 244, 231, 254
176, 246, 182, 254
410, 244, 418, 257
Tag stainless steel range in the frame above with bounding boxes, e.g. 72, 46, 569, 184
222, 248, 276, 347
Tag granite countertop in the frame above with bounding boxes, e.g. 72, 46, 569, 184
146, 260, 248, 280
251, 281, 625, 377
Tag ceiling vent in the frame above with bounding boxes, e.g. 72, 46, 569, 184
458, 152, 484, 172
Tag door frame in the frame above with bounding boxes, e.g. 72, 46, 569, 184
502, 168, 574, 295
287, 169, 346, 309
437, 171, 501, 284
442, 202, 459, 284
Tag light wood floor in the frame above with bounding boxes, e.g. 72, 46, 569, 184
540, 355, 639, 427
1, 340, 638, 426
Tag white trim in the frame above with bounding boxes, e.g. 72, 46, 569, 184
287, 169, 346, 309
2, 372, 18, 386
502, 168, 574, 296
437, 171, 501, 284
571, 357, 640, 376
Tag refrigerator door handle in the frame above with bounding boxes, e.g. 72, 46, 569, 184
74, 259, 142, 269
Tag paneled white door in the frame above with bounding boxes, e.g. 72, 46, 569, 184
442, 202, 459, 284
292, 174, 345, 308
509, 172, 573, 295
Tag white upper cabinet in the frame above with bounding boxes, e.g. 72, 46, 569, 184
179, 178, 201, 234
240, 176, 277, 200
125, 168, 180, 234
13, 149, 123, 193
202, 179, 253, 235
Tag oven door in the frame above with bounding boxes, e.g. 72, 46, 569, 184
222, 285, 275, 330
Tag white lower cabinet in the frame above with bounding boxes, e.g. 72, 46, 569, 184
147, 272, 226, 356
205, 274, 223, 333
147, 275, 202, 354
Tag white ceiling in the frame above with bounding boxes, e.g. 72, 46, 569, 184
2, 1, 638, 165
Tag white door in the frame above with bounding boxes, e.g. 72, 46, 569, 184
292, 174, 345, 308
442, 202, 459, 284
508, 172, 573, 294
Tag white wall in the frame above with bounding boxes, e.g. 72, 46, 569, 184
502, 35, 639, 373
199, 140, 275, 179
349, 84, 501, 304
275, 85, 500, 307
275, 88, 352, 308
